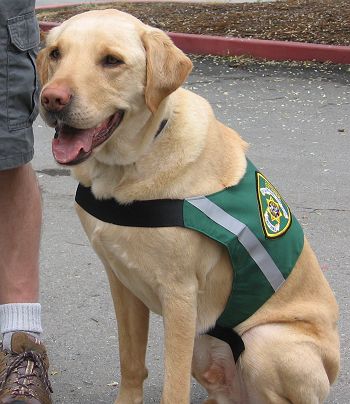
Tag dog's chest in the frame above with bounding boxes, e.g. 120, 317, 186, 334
89, 222, 196, 314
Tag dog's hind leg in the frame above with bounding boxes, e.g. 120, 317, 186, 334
192, 335, 248, 404
239, 323, 339, 404
105, 265, 150, 404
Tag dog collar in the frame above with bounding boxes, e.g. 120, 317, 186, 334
155, 119, 168, 138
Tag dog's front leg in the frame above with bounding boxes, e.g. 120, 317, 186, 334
105, 266, 149, 404
161, 286, 198, 404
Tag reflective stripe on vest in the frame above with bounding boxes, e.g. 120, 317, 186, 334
186, 196, 286, 291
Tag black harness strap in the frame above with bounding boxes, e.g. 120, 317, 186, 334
208, 324, 245, 362
75, 184, 245, 362
75, 183, 184, 227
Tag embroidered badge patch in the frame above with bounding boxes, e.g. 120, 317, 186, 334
256, 172, 292, 238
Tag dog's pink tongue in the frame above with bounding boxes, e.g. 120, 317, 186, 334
52, 126, 94, 164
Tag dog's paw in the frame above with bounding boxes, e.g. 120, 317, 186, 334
115, 395, 143, 404
115, 400, 142, 404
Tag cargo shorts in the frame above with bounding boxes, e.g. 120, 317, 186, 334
0, 0, 40, 170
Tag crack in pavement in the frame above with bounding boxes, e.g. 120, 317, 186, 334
296, 206, 350, 213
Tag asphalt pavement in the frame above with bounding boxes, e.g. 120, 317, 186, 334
32, 54, 350, 403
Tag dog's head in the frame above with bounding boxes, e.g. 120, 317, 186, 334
37, 10, 192, 166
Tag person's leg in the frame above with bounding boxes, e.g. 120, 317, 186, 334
0, 0, 53, 402
0, 164, 41, 305
0, 163, 43, 345
0, 0, 43, 343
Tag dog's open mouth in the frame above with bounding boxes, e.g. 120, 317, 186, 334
52, 111, 124, 165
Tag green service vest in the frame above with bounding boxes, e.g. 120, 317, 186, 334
75, 159, 304, 328
183, 160, 304, 327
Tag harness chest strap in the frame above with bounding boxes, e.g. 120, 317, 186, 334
75, 159, 304, 361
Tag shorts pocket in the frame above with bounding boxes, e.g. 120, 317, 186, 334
7, 11, 40, 131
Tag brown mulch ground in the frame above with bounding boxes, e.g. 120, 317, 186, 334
36, 0, 350, 46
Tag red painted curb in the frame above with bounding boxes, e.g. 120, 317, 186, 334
40, 22, 58, 31
37, 5, 350, 64
169, 32, 350, 64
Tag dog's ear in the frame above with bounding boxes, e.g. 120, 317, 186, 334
142, 30, 193, 113
36, 48, 50, 87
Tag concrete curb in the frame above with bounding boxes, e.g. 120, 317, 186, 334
37, 3, 350, 64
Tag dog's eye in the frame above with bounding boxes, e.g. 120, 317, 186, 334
103, 55, 124, 67
49, 48, 60, 60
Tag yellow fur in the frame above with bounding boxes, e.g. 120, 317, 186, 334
38, 10, 339, 404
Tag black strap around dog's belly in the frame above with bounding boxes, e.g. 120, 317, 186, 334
208, 324, 245, 362
75, 184, 245, 361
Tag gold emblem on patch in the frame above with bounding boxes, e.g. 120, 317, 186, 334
256, 172, 292, 238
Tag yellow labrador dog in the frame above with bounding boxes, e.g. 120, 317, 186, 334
38, 10, 340, 404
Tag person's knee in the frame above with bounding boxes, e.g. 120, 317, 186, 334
0, 164, 37, 190
0, 163, 31, 178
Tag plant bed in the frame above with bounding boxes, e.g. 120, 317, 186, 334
36, 0, 350, 46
